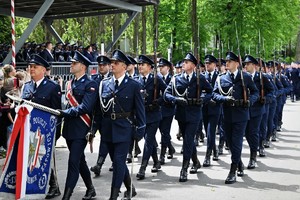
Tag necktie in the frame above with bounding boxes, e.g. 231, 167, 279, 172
162, 76, 165, 81
101, 75, 105, 80
186, 75, 190, 82
208, 72, 212, 82
33, 82, 37, 90
230, 73, 234, 82
115, 79, 119, 90
143, 76, 147, 85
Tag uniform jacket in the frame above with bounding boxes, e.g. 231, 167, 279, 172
62, 74, 98, 140
22, 78, 61, 109
164, 72, 213, 123
250, 71, 275, 117
278, 74, 292, 103
203, 70, 222, 116
99, 75, 146, 143
135, 74, 167, 124
159, 73, 175, 117
213, 70, 259, 123
39, 49, 54, 62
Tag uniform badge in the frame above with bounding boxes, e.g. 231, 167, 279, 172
90, 87, 95, 91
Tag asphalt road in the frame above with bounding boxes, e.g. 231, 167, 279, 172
1, 99, 300, 200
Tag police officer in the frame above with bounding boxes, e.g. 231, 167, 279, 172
213, 52, 259, 184
157, 58, 176, 165
126, 55, 142, 163
90, 55, 113, 176
136, 55, 167, 180
164, 52, 213, 182
21, 54, 62, 199
99, 49, 146, 200
202, 55, 222, 167
243, 55, 274, 169
59, 51, 98, 200
174, 60, 183, 141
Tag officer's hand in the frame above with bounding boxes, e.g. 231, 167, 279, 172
225, 96, 235, 104
134, 127, 145, 141
243, 100, 250, 108
57, 109, 66, 117
175, 97, 188, 106
208, 99, 217, 106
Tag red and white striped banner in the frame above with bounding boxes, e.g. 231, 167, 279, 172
11, 0, 16, 68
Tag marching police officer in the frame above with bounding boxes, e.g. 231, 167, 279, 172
157, 58, 176, 165
136, 54, 167, 180
99, 49, 146, 200
213, 52, 259, 184
21, 54, 62, 199
164, 52, 213, 182
90, 55, 113, 176
202, 55, 222, 167
243, 55, 274, 169
59, 51, 98, 200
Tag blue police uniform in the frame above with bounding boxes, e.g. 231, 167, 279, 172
164, 64, 213, 182
245, 70, 274, 169
202, 68, 222, 167
60, 51, 98, 200
136, 72, 167, 179
22, 54, 62, 199
213, 52, 259, 184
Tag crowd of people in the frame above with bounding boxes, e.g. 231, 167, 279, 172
0, 41, 298, 200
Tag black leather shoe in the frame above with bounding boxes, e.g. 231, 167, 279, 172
122, 186, 137, 200
264, 140, 270, 148
213, 149, 219, 161
109, 164, 114, 172
82, 187, 96, 200
190, 161, 201, 174
271, 134, 277, 142
247, 159, 256, 169
218, 146, 223, 155
237, 162, 244, 177
203, 157, 211, 167
167, 145, 176, 159
225, 173, 236, 184
179, 169, 188, 182
62, 188, 73, 200
127, 154, 133, 163
151, 162, 161, 173
259, 148, 266, 157
136, 168, 145, 180
45, 186, 61, 199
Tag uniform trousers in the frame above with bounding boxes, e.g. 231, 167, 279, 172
159, 115, 174, 147
65, 139, 91, 190
259, 104, 270, 143
267, 101, 277, 139
142, 121, 160, 161
223, 121, 247, 164
178, 121, 199, 161
203, 114, 220, 150
106, 141, 130, 188
245, 114, 263, 152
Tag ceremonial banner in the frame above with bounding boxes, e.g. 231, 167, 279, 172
0, 105, 57, 199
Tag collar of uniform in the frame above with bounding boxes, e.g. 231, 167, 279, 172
184, 72, 193, 81
141, 73, 150, 81
75, 74, 85, 82
34, 77, 45, 88
251, 71, 256, 80
127, 71, 135, 77
113, 73, 126, 86
228, 69, 238, 79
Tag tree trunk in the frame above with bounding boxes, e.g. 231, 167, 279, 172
295, 27, 300, 61
191, 0, 198, 56
153, 4, 159, 62
141, 6, 147, 54
133, 13, 140, 57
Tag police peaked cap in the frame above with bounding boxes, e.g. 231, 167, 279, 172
97, 55, 111, 65
158, 58, 172, 67
29, 54, 50, 69
197, 60, 205, 68
219, 58, 226, 66
204, 55, 218, 63
127, 55, 137, 65
111, 49, 131, 65
183, 52, 197, 66
225, 51, 239, 62
257, 58, 265, 68
71, 50, 93, 67
266, 60, 279, 68
138, 55, 154, 68
243, 55, 258, 65
175, 60, 183, 68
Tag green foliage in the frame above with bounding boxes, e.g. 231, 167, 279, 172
0, 16, 11, 43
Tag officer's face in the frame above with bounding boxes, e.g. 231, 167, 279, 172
205, 62, 216, 72
175, 67, 182, 74
70, 61, 85, 75
98, 64, 110, 75
245, 62, 255, 73
29, 64, 46, 81
126, 64, 134, 72
159, 65, 169, 75
226, 60, 239, 72
183, 60, 195, 73
111, 60, 126, 75
138, 63, 151, 76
